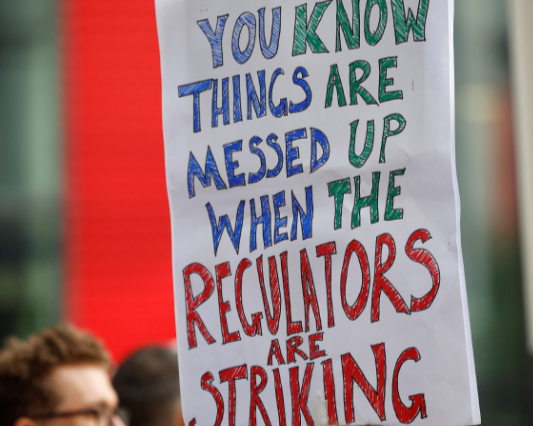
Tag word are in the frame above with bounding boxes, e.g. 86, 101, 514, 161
196, 343, 427, 426
325, 57, 404, 108
267, 332, 327, 366
178, 67, 311, 133
183, 229, 440, 349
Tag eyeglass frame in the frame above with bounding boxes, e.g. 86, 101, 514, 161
29, 406, 130, 426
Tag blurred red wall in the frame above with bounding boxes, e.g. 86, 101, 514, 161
63, 0, 175, 362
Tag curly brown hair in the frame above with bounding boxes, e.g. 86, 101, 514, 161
0, 324, 110, 426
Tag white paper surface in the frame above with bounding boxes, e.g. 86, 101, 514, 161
156, 1, 480, 424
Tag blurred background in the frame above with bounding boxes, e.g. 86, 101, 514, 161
0, 0, 528, 424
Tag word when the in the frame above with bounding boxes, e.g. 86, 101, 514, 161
206, 167, 405, 256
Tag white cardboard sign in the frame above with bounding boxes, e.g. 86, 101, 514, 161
155, 1, 480, 425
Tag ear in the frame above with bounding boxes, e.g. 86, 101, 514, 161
14, 417, 39, 426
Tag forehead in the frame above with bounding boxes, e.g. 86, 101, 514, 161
46, 364, 118, 410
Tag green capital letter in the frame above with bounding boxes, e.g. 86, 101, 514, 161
380, 113, 406, 163
293, 1, 332, 55
391, 0, 430, 44
328, 178, 351, 230
352, 172, 380, 228
379, 57, 403, 103
385, 168, 405, 221
336, 0, 360, 51
349, 60, 378, 105
364, 0, 388, 46
349, 120, 374, 168
325, 64, 347, 108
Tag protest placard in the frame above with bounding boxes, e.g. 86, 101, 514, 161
155, 0, 480, 424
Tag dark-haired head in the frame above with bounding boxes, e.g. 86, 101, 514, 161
114, 346, 183, 426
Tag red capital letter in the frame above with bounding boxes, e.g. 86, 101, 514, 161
372, 233, 409, 322
300, 248, 322, 332
322, 359, 339, 425
256, 255, 282, 334
342, 344, 386, 423
393, 347, 427, 423
286, 336, 308, 364
281, 251, 303, 335
341, 240, 371, 321
219, 365, 248, 426
289, 363, 314, 426
316, 242, 337, 327
250, 366, 273, 426
201, 372, 224, 426
406, 229, 440, 312
273, 369, 287, 426
235, 258, 263, 336
215, 262, 240, 344
309, 332, 326, 360
267, 339, 286, 366
184, 263, 216, 349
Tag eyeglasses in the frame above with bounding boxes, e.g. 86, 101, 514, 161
31, 406, 130, 426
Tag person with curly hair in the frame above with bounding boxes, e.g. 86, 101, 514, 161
0, 324, 126, 426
